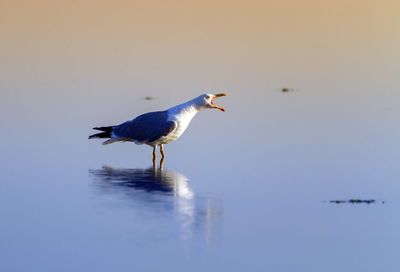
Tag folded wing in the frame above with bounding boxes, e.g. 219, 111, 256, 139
113, 111, 177, 144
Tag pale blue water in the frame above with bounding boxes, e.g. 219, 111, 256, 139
0, 90, 399, 271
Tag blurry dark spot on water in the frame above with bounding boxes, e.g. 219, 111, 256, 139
328, 199, 385, 204
281, 88, 295, 93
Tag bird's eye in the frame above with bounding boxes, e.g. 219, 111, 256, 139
205, 95, 210, 99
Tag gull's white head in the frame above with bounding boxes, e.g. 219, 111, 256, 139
192, 93, 227, 112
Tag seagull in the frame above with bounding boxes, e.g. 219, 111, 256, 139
89, 93, 227, 163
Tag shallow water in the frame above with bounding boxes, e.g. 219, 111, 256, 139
1, 88, 399, 272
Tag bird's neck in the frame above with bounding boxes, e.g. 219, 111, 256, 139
167, 99, 200, 120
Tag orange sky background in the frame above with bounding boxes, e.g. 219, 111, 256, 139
0, 0, 399, 129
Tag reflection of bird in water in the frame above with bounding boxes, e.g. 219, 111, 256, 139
90, 164, 222, 242
90, 164, 193, 199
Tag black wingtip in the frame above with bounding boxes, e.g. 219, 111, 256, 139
89, 131, 112, 139
93, 126, 113, 132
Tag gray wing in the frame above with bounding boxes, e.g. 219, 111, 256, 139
112, 111, 177, 143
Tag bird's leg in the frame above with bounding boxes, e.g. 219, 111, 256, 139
152, 146, 156, 165
159, 144, 165, 157
159, 144, 165, 165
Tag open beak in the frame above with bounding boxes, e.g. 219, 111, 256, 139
211, 93, 227, 112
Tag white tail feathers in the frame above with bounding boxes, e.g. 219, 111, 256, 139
102, 137, 135, 145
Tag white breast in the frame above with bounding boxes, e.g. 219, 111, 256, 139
169, 111, 196, 139
152, 104, 198, 145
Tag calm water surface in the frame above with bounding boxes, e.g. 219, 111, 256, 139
0, 91, 399, 272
